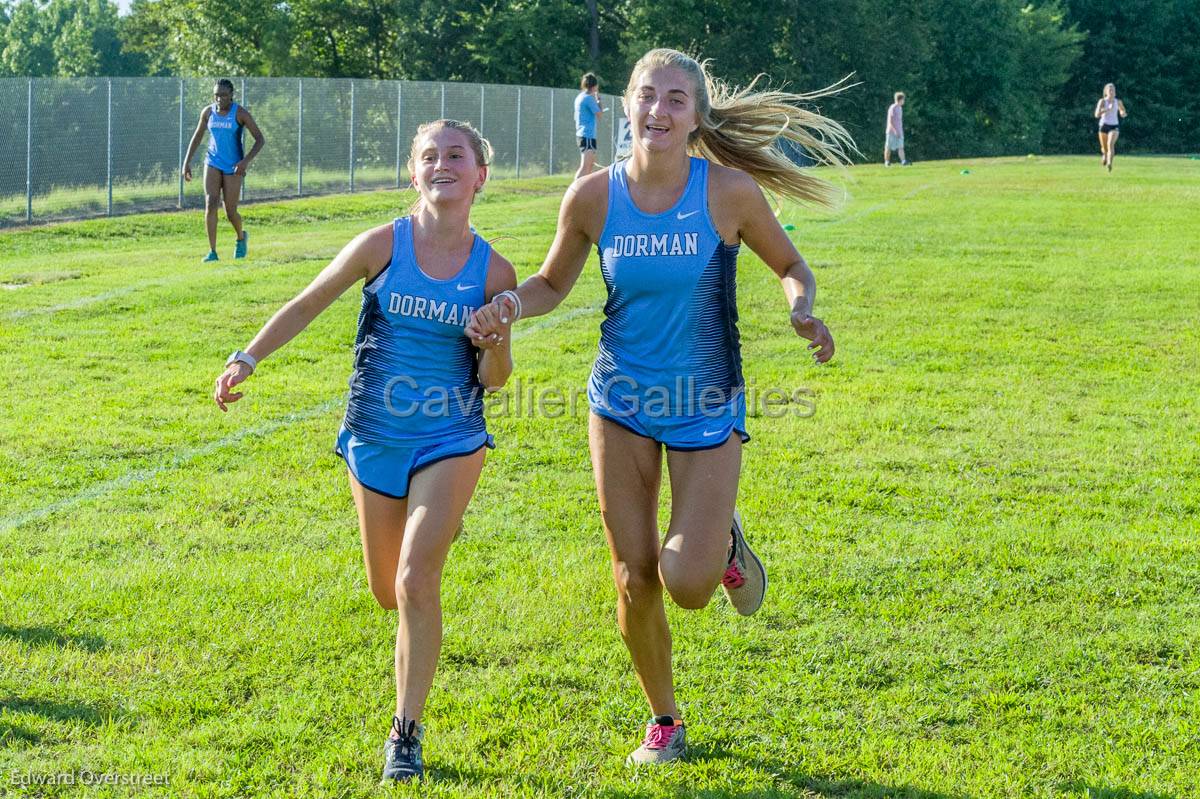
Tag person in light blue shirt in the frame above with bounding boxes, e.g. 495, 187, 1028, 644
182, 79, 265, 262
574, 72, 606, 179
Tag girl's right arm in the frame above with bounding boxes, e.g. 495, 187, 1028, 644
1094, 99, 1105, 119
214, 224, 392, 411
182, 108, 210, 181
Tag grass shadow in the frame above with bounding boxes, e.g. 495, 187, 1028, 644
0, 623, 107, 652
424, 751, 976, 799
1, 695, 120, 747
596, 742, 977, 799
0, 720, 42, 745
1, 696, 111, 726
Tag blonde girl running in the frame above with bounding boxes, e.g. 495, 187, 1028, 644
467, 49, 852, 764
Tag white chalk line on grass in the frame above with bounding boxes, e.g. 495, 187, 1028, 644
3, 258, 297, 321
0, 306, 599, 533
0, 399, 344, 534
3, 245, 219, 320
806, 181, 941, 230
4, 283, 152, 320
3, 246, 332, 322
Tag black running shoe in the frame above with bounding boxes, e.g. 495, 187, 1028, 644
381, 716, 424, 783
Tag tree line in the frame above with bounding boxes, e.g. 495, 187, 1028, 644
1, 0, 1195, 158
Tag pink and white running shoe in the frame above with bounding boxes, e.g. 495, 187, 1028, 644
721, 509, 767, 616
626, 715, 687, 765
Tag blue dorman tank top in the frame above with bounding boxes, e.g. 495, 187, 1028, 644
206, 102, 245, 173
588, 157, 744, 417
343, 217, 491, 445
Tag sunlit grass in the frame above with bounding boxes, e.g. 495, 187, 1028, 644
1, 156, 1198, 798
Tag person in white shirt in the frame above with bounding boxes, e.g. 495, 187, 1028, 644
884, 92, 908, 166
1094, 83, 1128, 172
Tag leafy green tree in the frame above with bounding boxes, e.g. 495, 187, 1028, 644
770, 0, 933, 157
8, 0, 1190, 158
119, 0, 179, 76
0, 7, 10, 75
457, 0, 593, 86
616, 0, 1082, 158
287, 0, 414, 79
51, 0, 127, 76
1, 0, 56, 76
1047, 0, 1200, 152
1, 0, 137, 76
893, 0, 1081, 157
622, 0, 809, 86
121, 0, 292, 76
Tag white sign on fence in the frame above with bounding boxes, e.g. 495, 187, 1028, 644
616, 118, 633, 159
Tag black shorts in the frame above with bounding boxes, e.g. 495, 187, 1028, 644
578, 137, 598, 152
1100, 123, 1119, 134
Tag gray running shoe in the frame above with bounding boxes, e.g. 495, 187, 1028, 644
626, 715, 687, 765
381, 716, 424, 783
721, 509, 767, 616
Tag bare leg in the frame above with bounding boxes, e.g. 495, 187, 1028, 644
348, 446, 485, 725
589, 414, 677, 718
883, 146, 890, 166
1098, 131, 1108, 165
1106, 130, 1119, 170
392, 449, 485, 722
898, 146, 907, 164
576, 149, 597, 180
351, 472, 408, 611
221, 173, 245, 240
659, 435, 742, 609
203, 166, 222, 251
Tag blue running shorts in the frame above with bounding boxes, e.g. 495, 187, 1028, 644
588, 386, 750, 452
335, 426, 494, 499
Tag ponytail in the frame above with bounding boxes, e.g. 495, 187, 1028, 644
625, 49, 858, 208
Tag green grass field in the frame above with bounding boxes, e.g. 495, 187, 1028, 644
1, 156, 1198, 798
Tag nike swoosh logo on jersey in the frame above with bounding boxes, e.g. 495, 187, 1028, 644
456, 283, 478, 291
676, 210, 700, 220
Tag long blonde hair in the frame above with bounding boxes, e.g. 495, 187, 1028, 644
406, 119, 494, 213
624, 49, 857, 208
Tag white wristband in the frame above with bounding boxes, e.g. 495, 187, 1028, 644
226, 349, 257, 372
496, 290, 522, 322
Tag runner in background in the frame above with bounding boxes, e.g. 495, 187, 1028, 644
183, 79, 265, 262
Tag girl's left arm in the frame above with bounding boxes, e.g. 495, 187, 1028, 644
1118, 100, 1128, 117
725, 169, 835, 363
236, 108, 267, 174
474, 250, 518, 390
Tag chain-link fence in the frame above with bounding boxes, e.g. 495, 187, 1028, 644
0, 77, 625, 227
